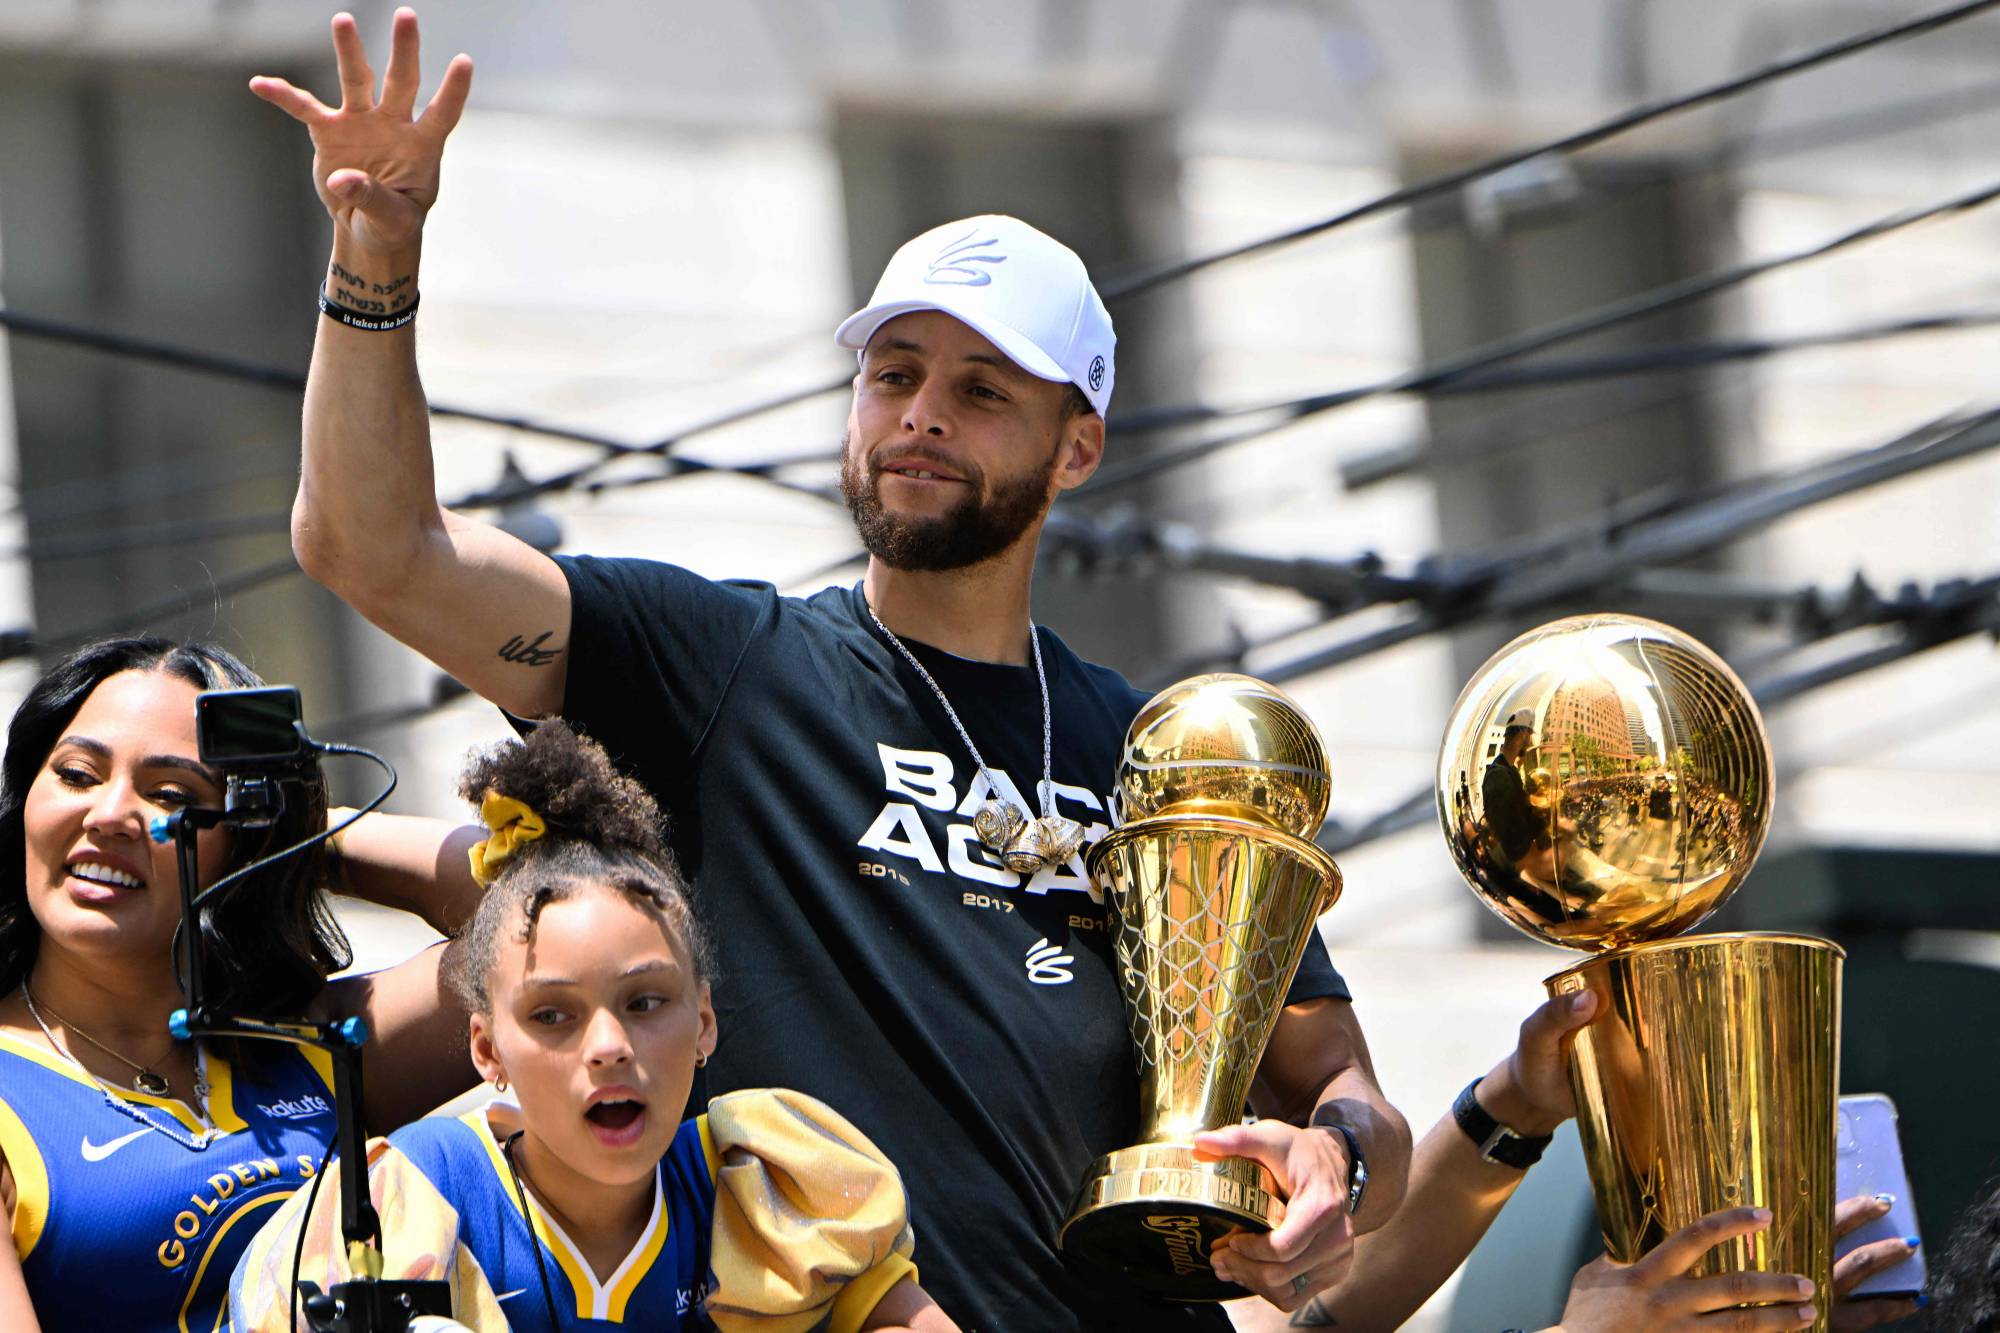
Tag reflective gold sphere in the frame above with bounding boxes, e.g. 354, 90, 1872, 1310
1117, 674, 1331, 839
1435, 614, 1772, 952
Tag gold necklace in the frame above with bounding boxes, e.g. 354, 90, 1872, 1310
22, 981, 175, 1096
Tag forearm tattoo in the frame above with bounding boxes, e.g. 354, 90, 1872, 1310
497, 632, 563, 668
328, 260, 416, 313
1290, 1296, 1339, 1327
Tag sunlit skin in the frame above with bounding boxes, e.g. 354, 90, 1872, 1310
0, 671, 233, 1095
468, 886, 716, 1283
848, 310, 1105, 664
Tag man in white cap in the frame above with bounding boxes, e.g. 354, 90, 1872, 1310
258, 11, 1408, 1328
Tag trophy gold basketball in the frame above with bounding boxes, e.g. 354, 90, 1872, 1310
1438, 614, 1841, 1331
1059, 674, 1343, 1300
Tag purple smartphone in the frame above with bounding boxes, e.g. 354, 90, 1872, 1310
1835, 1092, 1925, 1299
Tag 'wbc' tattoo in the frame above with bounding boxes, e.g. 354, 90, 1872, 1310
497, 632, 562, 667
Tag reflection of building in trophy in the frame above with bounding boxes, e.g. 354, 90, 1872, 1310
1537, 679, 1638, 780
1625, 704, 1655, 765
1640, 637, 1767, 806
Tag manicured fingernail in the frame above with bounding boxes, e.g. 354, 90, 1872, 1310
1752, 1207, 1773, 1223
1569, 992, 1592, 1012
1874, 1192, 1896, 1206
1794, 1305, 1817, 1324
1795, 1278, 1815, 1299
1903, 1235, 1922, 1249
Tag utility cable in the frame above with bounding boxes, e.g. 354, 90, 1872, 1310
1100, 0, 2000, 299
1082, 180, 2000, 497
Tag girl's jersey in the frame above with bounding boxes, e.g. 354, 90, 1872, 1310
0, 1029, 336, 1333
229, 1086, 919, 1333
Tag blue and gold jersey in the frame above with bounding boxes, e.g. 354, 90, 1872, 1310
395, 1105, 717, 1326
0, 1029, 336, 1333
231, 1087, 920, 1333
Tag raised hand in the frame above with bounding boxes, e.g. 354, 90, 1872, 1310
250, 7, 470, 264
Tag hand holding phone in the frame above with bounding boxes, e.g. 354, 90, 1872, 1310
1835, 1093, 1925, 1301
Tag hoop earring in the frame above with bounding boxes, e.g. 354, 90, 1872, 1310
494, 1075, 509, 1093
694, 1052, 707, 1069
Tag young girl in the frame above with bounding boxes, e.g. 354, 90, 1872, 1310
230, 720, 956, 1332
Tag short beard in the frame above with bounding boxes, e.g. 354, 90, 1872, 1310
839, 433, 1058, 573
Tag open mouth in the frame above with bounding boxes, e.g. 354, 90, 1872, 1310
585, 1099, 643, 1131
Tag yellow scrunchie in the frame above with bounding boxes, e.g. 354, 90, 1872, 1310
468, 792, 546, 887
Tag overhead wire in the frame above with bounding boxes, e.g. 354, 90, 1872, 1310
1097, 0, 2000, 298
1079, 179, 2000, 497
2, 0, 1995, 745
3, 0, 1995, 529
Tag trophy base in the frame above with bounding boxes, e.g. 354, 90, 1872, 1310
1058, 1144, 1279, 1301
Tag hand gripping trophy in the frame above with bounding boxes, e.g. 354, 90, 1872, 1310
1059, 674, 1343, 1300
1438, 614, 1842, 1331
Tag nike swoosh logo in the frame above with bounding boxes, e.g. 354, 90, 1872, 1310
495, 1290, 527, 1303
80, 1128, 151, 1162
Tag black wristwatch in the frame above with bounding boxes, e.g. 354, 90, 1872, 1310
1452, 1078, 1553, 1169
1311, 1119, 1369, 1215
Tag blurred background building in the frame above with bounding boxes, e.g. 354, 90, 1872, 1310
2, 2, 1998, 1326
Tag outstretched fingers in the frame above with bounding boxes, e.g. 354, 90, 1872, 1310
378, 6, 422, 117
247, 76, 333, 124
420, 53, 474, 136
330, 11, 378, 111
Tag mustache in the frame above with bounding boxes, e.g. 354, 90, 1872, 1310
869, 447, 977, 483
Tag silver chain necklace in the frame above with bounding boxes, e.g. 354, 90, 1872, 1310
867, 604, 1085, 876
22, 981, 215, 1150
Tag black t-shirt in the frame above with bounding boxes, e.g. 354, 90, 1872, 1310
1483, 757, 1537, 862
554, 556, 1351, 1333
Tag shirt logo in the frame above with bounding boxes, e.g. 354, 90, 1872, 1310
496, 1290, 527, 1303
925, 229, 1006, 286
257, 1094, 333, 1121
1025, 937, 1075, 985
79, 1127, 151, 1162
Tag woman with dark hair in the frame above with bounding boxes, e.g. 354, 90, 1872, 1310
0, 637, 482, 1332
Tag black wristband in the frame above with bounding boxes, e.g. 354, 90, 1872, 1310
318, 286, 419, 331
1452, 1078, 1554, 1169
1309, 1119, 1369, 1215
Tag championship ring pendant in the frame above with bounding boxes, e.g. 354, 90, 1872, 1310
973, 799, 1027, 855
1002, 815, 1087, 876
134, 1071, 170, 1096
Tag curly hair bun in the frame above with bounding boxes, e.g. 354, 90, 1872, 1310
457, 720, 666, 859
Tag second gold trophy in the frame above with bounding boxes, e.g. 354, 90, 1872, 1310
1059, 674, 1343, 1299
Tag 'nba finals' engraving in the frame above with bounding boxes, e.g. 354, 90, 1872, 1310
1142, 1214, 1208, 1277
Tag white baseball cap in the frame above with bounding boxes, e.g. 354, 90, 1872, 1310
1505, 708, 1536, 732
835, 215, 1117, 417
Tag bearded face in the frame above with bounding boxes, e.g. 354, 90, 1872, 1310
839, 429, 1063, 572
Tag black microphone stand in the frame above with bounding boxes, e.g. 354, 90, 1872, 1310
156, 775, 452, 1332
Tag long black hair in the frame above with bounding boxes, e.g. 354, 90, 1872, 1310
0, 638, 350, 1018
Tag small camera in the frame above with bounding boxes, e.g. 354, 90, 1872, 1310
194, 687, 316, 829
196, 686, 311, 768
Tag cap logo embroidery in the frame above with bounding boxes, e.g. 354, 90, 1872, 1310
925, 229, 1007, 286
1088, 355, 1106, 392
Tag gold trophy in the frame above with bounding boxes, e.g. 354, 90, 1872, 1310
1438, 614, 1841, 1331
1059, 673, 1343, 1300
